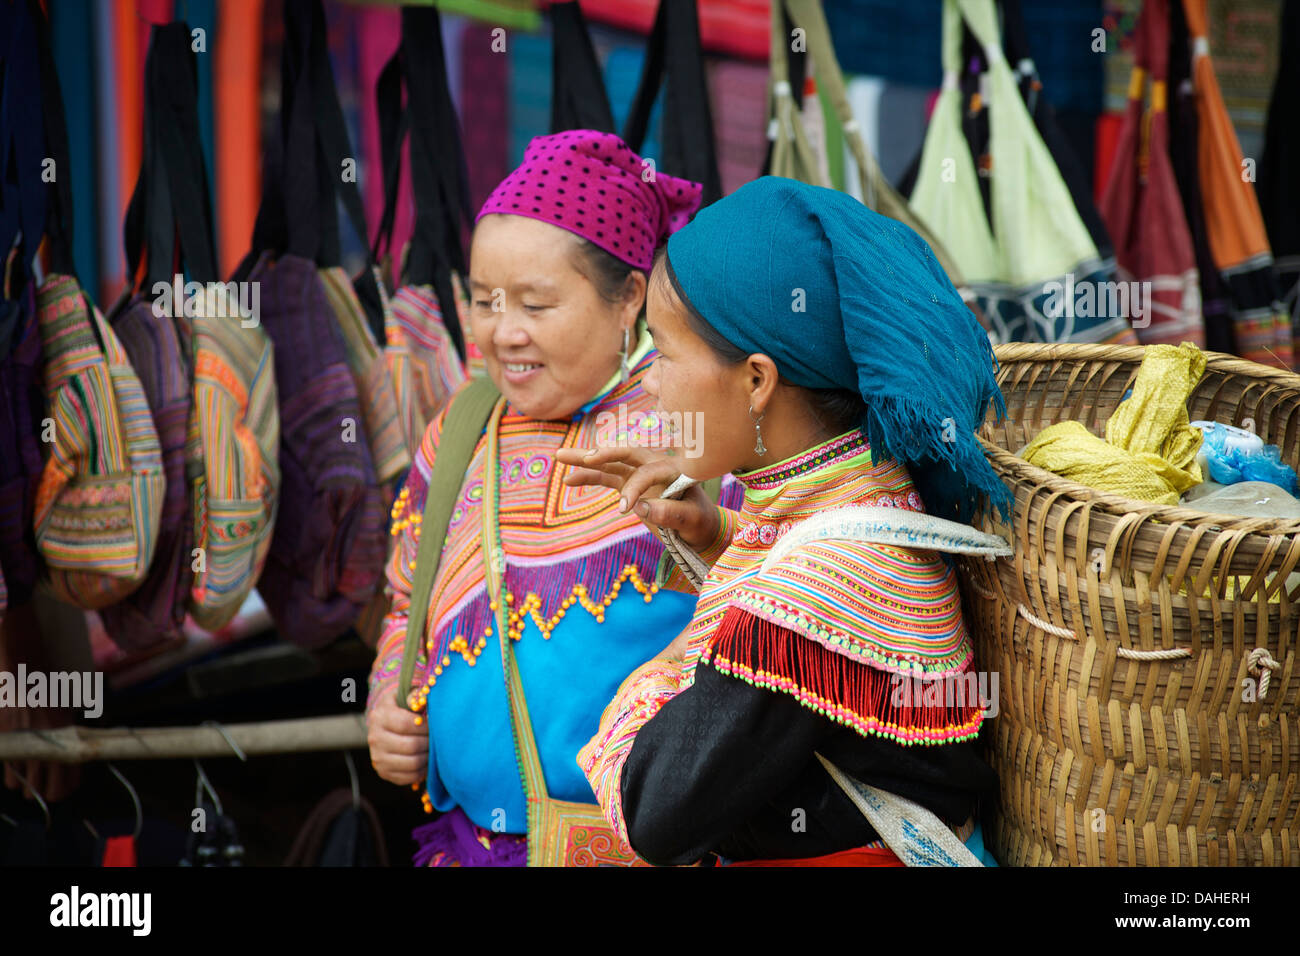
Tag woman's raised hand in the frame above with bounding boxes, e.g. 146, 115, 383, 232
555, 445, 720, 553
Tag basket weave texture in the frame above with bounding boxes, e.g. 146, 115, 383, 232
961, 343, 1300, 866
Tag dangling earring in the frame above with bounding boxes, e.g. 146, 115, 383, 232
618, 326, 631, 384
749, 405, 767, 456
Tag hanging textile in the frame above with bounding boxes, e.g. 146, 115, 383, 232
23, 0, 164, 611
1167, 0, 1235, 355
622, 0, 723, 207
0, 3, 48, 612
710, 59, 769, 196
233, 0, 385, 649
550, 1, 616, 135
769, 0, 967, 299
303, 1, 410, 491
1098, 0, 1202, 348
1258, 0, 1300, 335
371, 9, 469, 459
98, 22, 195, 651
1179, 0, 1291, 369
912, 0, 1131, 344
124, 22, 280, 635
1000, 0, 1117, 273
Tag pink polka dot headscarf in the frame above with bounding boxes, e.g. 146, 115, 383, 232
475, 129, 704, 271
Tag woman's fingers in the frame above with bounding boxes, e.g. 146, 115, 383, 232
618, 459, 683, 511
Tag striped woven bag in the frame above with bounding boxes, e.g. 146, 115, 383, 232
33, 276, 164, 609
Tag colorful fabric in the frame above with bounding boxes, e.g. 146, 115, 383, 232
475, 129, 703, 271
412, 807, 527, 867
367, 346, 730, 832
580, 428, 989, 855
910, 0, 1132, 346
1180, 0, 1291, 369
183, 277, 280, 632
665, 174, 1009, 525
99, 293, 194, 651
386, 283, 467, 456
1099, 0, 1203, 348
33, 274, 164, 610
248, 250, 386, 648
319, 266, 410, 485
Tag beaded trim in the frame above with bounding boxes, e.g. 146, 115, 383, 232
405, 564, 660, 717
735, 430, 869, 491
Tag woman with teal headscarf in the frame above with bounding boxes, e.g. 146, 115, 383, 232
561, 175, 1011, 866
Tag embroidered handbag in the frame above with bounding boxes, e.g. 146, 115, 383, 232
30, 7, 165, 610
1098, 0, 1202, 348
121, 22, 280, 634
235, 0, 386, 648
100, 22, 197, 651
370, 6, 470, 455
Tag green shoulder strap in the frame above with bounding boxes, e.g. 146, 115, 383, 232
396, 376, 502, 710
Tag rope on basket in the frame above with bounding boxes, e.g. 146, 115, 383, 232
966, 579, 1192, 658
1248, 648, 1282, 700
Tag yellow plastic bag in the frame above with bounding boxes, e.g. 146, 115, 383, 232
1022, 343, 1206, 504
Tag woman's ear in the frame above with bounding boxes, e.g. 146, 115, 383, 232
621, 269, 649, 330
746, 353, 780, 413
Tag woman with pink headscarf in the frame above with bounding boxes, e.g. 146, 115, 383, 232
363, 130, 731, 866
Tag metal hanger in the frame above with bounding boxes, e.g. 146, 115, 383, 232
107, 763, 144, 841
6, 767, 51, 831
343, 751, 360, 811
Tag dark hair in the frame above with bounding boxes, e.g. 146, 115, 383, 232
650, 246, 867, 436
569, 235, 646, 313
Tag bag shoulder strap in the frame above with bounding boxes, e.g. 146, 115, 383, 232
396, 376, 502, 709
815, 753, 984, 866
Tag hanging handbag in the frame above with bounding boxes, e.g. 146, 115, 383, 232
235, 0, 387, 649
912, 0, 1134, 345
370, 7, 469, 459
99, 22, 199, 651
1177, 0, 1291, 369
621, 0, 722, 207
550, 0, 617, 136
29, 3, 164, 609
1099, 0, 1203, 349
767, 0, 968, 298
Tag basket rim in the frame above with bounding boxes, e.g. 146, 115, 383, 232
992, 342, 1300, 390
984, 343, 1300, 532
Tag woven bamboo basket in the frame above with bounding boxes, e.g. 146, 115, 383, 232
960, 343, 1300, 866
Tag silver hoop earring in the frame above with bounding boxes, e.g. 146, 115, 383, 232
618, 326, 631, 384
749, 405, 767, 456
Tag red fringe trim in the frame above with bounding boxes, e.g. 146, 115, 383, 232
703, 608, 986, 746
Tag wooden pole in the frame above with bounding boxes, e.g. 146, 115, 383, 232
0, 714, 368, 763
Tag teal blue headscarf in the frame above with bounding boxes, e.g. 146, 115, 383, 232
665, 176, 1011, 524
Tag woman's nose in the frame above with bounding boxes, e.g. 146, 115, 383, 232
493, 310, 531, 348
643, 359, 661, 399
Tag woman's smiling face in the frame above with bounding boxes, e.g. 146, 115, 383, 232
468, 214, 641, 421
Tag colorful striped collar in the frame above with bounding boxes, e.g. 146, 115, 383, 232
733, 428, 871, 492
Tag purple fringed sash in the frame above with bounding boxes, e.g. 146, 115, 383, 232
412, 807, 527, 867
